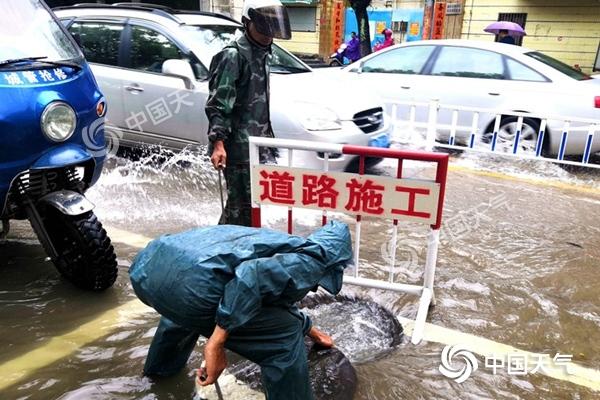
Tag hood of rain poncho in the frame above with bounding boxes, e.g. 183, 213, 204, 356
129, 221, 352, 331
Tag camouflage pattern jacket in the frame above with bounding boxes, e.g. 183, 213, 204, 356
205, 33, 274, 164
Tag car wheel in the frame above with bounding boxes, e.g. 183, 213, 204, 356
329, 59, 342, 67
497, 116, 541, 154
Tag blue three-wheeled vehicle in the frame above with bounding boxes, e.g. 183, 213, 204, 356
0, 0, 117, 290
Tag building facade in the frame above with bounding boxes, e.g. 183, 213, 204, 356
462, 0, 600, 72
43, 0, 600, 71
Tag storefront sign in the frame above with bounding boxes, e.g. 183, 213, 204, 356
376, 21, 387, 34
409, 22, 420, 36
431, 1, 446, 40
331, 1, 345, 51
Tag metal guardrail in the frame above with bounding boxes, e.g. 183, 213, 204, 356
389, 100, 600, 169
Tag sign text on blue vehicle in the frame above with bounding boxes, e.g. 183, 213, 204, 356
0, 67, 75, 86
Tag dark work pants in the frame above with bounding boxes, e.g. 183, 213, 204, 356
144, 307, 314, 400
218, 163, 252, 227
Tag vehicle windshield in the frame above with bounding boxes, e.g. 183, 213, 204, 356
181, 24, 311, 74
526, 51, 591, 81
0, 0, 81, 66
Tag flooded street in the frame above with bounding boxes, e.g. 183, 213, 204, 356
1, 148, 600, 400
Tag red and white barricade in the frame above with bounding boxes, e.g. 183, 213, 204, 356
249, 137, 449, 344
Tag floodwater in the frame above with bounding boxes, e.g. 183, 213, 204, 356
1, 146, 599, 400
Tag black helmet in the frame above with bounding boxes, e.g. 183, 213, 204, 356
243, 0, 292, 40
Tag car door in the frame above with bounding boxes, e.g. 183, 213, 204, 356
66, 19, 127, 135
421, 46, 508, 143
118, 22, 208, 149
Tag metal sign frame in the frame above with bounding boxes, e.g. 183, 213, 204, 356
249, 137, 449, 344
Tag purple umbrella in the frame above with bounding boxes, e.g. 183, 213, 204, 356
484, 21, 527, 36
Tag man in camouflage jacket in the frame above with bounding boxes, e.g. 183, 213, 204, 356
206, 8, 285, 226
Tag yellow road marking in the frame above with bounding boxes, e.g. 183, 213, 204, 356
0, 228, 155, 391
400, 317, 600, 392
448, 164, 600, 195
0, 298, 152, 391
106, 226, 154, 249
2, 227, 600, 393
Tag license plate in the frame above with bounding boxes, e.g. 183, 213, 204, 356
369, 133, 390, 148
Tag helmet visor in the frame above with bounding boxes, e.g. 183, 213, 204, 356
248, 6, 292, 40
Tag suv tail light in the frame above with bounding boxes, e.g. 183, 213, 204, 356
595, 96, 600, 108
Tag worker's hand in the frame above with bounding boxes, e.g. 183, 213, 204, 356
308, 326, 334, 349
197, 325, 229, 386
211, 140, 227, 170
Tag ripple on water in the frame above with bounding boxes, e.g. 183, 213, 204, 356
56, 377, 155, 400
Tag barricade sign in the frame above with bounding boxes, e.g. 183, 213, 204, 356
249, 137, 449, 344
252, 165, 440, 224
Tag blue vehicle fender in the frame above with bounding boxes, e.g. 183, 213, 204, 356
31, 143, 93, 170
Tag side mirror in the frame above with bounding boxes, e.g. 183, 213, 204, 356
162, 59, 195, 90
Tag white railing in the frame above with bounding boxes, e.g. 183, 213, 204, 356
388, 100, 600, 169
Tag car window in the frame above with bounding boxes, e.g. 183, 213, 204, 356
506, 58, 547, 82
361, 46, 435, 74
431, 46, 505, 79
181, 24, 242, 66
270, 45, 310, 74
130, 26, 185, 73
129, 25, 207, 80
526, 51, 591, 81
68, 21, 123, 66
181, 24, 310, 74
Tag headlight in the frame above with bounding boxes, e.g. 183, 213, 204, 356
41, 101, 76, 142
296, 102, 342, 131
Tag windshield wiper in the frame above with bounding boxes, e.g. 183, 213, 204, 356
0, 56, 48, 66
0, 56, 81, 70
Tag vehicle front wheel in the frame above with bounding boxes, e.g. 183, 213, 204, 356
496, 116, 541, 154
42, 209, 118, 291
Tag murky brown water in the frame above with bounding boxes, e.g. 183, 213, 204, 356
1, 149, 599, 399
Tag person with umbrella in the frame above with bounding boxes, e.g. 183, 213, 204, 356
484, 21, 526, 46
498, 29, 516, 45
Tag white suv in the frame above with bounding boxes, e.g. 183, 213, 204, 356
54, 4, 391, 171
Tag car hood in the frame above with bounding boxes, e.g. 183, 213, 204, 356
270, 71, 382, 120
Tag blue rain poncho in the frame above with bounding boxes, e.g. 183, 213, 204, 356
130, 221, 353, 399
130, 221, 353, 333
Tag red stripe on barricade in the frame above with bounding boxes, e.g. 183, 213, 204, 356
397, 159, 403, 179
251, 207, 262, 228
394, 159, 403, 227
342, 145, 449, 162
433, 157, 448, 231
357, 155, 365, 225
